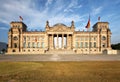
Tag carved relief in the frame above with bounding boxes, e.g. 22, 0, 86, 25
48, 24, 72, 32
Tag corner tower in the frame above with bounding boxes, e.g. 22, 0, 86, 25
93, 22, 112, 53
8, 21, 27, 53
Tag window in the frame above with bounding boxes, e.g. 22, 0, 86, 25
80, 42, 83, 48
27, 37, 30, 40
14, 43, 17, 48
94, 37, 96, 41
12, 50, 16, 52
41, 42, 44, 48
85, 42, 88, 48
13, 36, 18, 41
28, 42, 30, 48
102, 43, 106, 48
94, 42, 96, 48
23, 42, 26, 48
75, 42, 79, 48
90, 42, 92, 48
35, 42, 37, 48
102, 36, 106, 40
32, 42, 35, 48
23, 36, 26, 42
38, 42, 40, 48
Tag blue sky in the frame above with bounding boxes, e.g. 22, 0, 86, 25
0, 0, 120, 44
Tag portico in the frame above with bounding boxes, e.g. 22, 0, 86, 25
48, 33, 73, 50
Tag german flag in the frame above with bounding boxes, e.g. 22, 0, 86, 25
86, 16, 90, 29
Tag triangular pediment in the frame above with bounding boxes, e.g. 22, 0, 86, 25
48, 24, 72, 32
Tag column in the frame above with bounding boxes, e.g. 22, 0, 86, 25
46, 34, 48, 50
8, 35, 11, 48
67, 34, 69, 49
51, 34, 53, 49
57, 34, 58, 49
108, 35, 111, 48
62, 34, 64, 49
53, 34, 54, 49
70, 35, 72, 49
20, 34, 23, 52
48, 35, 50, 49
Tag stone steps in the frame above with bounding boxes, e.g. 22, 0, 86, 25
46, 49, 75, 54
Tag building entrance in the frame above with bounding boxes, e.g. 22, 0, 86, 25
48, 34, 72, 50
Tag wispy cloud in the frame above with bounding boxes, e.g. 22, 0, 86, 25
64, 0, 82, 12
0, 0, 120, 43
45, 0, 53, 7
91, 6, 102, 15
0, 0, 84, 30
0, 27, 8, 30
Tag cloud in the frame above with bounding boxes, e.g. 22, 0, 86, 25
0, 0, 85, 30
91, 6, 102, 15
0, 0, 33, 24
0, 0, 120, 44
0, 27, 8, 30
64, 0, 82, 13
45, 0, 53, 7
48, 14, 82, 26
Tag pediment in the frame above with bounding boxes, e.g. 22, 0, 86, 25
48, 25, 72, 32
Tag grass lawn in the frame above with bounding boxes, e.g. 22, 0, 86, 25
0, 61, 120, 82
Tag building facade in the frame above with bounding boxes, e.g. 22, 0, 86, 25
7, 20, 112, 54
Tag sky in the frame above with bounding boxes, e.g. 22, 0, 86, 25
0, 0, 120, 44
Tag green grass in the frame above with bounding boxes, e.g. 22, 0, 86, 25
0, 61, 120, 82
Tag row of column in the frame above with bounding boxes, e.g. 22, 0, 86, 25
50, 34, 71, 49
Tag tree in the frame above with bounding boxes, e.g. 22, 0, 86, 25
1, 49, 6, 53
111, 43, 120, 50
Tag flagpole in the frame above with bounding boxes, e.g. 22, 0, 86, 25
98, 16, 100, 22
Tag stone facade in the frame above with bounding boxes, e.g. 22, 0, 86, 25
7, 20, 112, 54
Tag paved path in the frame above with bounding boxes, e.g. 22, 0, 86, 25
0, 54, 120, 61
